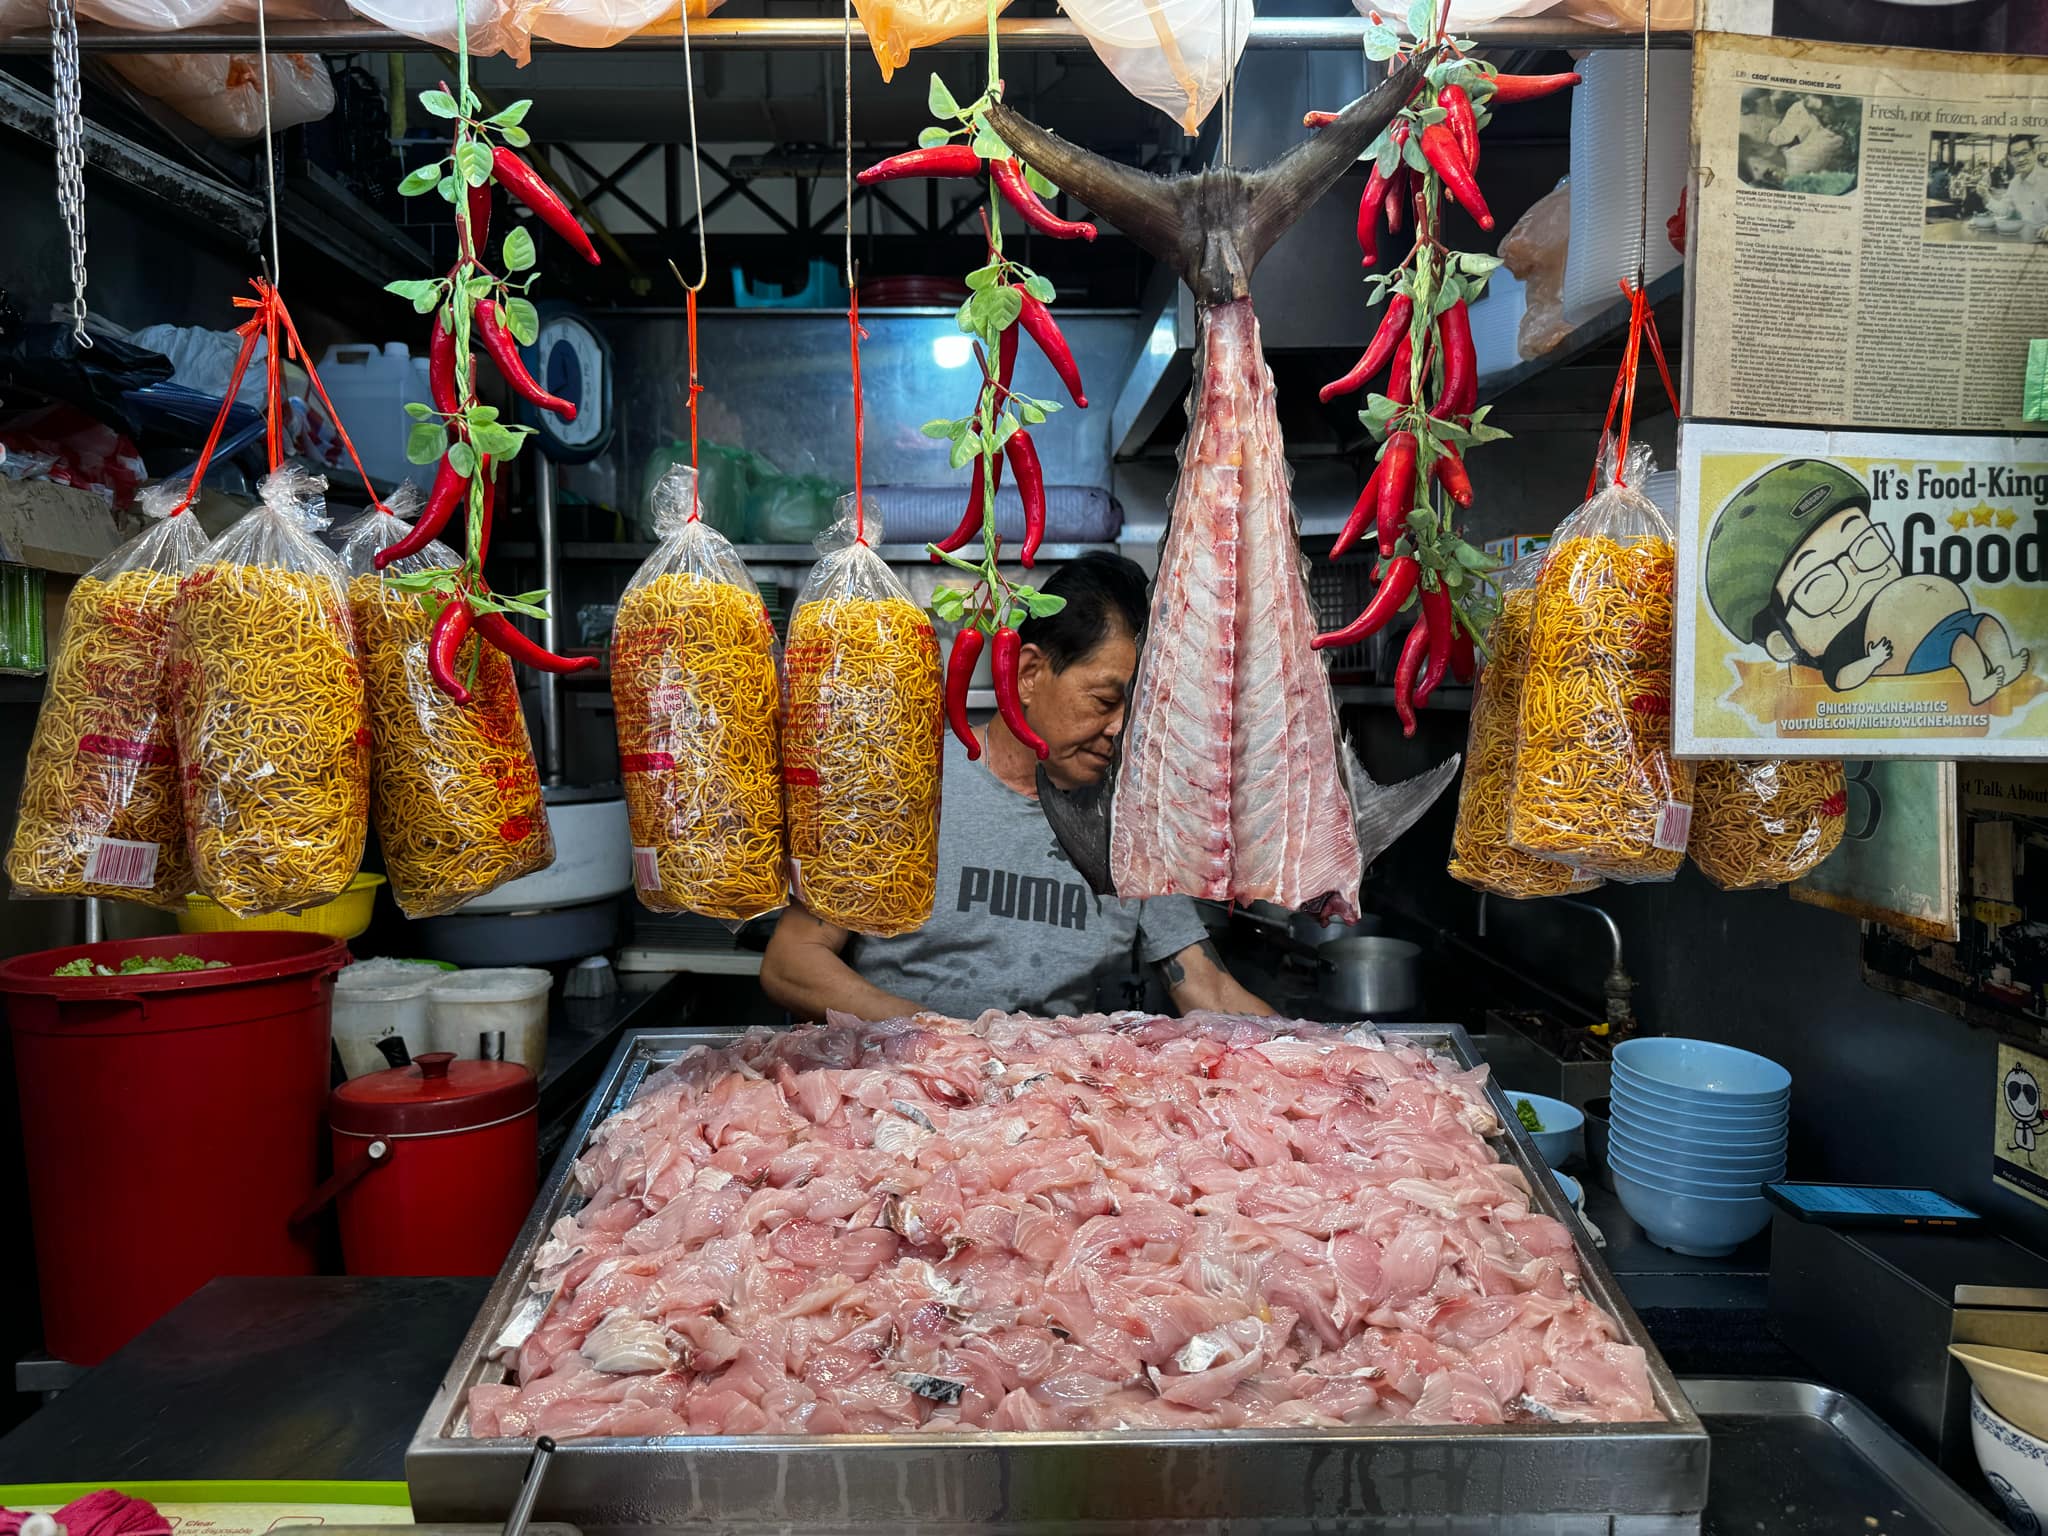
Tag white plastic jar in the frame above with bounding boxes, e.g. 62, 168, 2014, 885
426, 967, 553, 1070
332, 957, 442, 1078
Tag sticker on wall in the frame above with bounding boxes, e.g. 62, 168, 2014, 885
1995, 1042, 2048, 1211
1676, 423, 2048, 758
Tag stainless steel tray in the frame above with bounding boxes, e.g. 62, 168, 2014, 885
1683, 1377, 2004, 1535
408, 1023, 1710, 1534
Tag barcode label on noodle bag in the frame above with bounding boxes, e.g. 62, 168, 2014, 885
633, 847, 661, 891
1655, 802, 1693, 852
83, 837, 160, 889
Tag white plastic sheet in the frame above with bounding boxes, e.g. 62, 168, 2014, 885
108, 53, 335, 140
1063, 0, 1253, 136
529, 0, 720, 50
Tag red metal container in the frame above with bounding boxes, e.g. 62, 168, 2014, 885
0, 932, 346, 1365
329, 1051, 537, 1276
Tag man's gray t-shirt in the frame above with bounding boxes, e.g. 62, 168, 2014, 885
844, 736, 1211, 1019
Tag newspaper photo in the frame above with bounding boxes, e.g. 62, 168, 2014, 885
1675, 422, 2048, 758
1689, 31, 2048, 434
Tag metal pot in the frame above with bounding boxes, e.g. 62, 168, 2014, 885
1318, 936, 1420, 1017
1290, 910, 1382, 948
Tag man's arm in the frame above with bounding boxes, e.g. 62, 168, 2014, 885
1158, 938, 1273, 1017
760, 903, 922, 1024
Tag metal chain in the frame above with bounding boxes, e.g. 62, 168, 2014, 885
47, 0, 91, 347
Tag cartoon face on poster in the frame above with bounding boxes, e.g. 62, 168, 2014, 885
1996, 1043, 2048, 1211
1677, 424, 2048, 757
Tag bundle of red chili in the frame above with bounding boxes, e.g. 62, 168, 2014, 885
1308, 55, 1583, 733
859, 145, 1099, 242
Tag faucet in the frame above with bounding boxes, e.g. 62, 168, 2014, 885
1476, 893, 1636, 1035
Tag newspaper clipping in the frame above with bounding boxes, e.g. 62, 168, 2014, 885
1690, 32, 2048, 434
1675, 422, 2048, 758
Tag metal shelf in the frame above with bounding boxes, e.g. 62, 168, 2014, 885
0, 15, 1697, 54
497, 540, 1119, 564
1334, 684, 1473, 711
1475, 266, 1685, 412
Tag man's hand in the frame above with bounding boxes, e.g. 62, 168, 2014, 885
760, 904, 922, 1024
1158, 938, 1273, 1017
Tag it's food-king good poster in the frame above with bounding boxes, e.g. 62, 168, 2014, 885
1676, 423, 2048, 758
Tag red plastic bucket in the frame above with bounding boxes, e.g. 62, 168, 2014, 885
0, 931, 347, 1364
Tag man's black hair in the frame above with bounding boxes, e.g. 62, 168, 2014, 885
1016, 551, 1150, 671
2015, 133, 2039, 153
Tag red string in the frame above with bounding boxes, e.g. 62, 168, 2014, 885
849, 282, 867, 543
262, 290, 284, 473
170, 324, 263, 517
1585, 280, 1662, 499
685, 286, 702, 524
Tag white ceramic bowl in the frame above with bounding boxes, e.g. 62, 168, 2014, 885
1612, 1170, 1773, 1257
1608, 1099, 1789, 1148
1505, 1091, 1584, 1167
1972, 1385, 2048, 1534
1612, 1037, 1792, 1100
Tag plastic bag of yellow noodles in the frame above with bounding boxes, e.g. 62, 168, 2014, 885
782, 495, 941, 936
613, 465, 785, 922
337, 486, 554, 919
1689, 759, 1847, 891
1447, 552, 1601, 901
1509, 443, 1695, 882
171, 465, 369, 916
4, 484, 205, 905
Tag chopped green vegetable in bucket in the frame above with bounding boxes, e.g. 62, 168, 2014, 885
54, 954, 229, 978
1515, 1098, 1544, 1134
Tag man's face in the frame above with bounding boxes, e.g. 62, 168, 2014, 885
2014, 141, 2040, 177
1016, 625, 1139, 792
1767, 507, 1901, 661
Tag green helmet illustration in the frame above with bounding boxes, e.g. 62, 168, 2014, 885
1704, 458, 1871, 642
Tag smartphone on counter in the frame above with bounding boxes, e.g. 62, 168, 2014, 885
1762, 1181, 1982, 1229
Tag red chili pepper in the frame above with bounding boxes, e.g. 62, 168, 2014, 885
1357, 171, 1386, 267
476, 300, 576, 422
1384, 336, 1414, 409
1450, 628, 1477, 685
428, 311, 460, 415
374, 448, 466, 570
473, 608, 599, 675
991, 625, 1048, 760
1483, 70, 1581, 105
856, 145, 983, 184
1377, 431, 1417, 551
1015, 291, 1086, 407
1417, 583, 1452, 707
1420, 124, 1493, 230
991, 160, 1097, 241
1385, 167, 1407, 234
1313, 555, 1418, 651
1667, 186, 1688, 255
1302, 109, 1340, 129
1431, 444, 1474, 507
1438, 84, 1480, 171
946, 626, 984, 761
931, 326, 1019, 559
466, 182, 492, 257
1393, 615, 1429, 737
490, 145, 600, 266
1438, 299, 1478, 418
1005, 428, 1047, 568
1332, 459, 1386, 561
428, 593, 474, 704
1320, 294, 1413, 404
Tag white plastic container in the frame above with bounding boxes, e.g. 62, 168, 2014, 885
315, 341, 436, 486
1562, 49, 1690, 325
332, 957, 442, 1078
427, 967, 553, 1069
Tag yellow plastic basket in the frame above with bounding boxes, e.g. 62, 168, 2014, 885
176, 873, 385, 941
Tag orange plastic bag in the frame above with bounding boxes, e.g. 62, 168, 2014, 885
851, 0, 1004, 79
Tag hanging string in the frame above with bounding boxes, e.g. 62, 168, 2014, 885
1218, 0, 1235, 165
254, 0, 282, 288
685, 287, 702, 522
844, 0, 866, 539
674, 0, 709, 292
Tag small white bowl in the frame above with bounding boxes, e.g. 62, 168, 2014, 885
1972, 1385, 2048, 1533
1504, 1091, 1584, 1167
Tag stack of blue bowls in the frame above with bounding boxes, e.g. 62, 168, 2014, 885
1608, 1037, 1789, 1258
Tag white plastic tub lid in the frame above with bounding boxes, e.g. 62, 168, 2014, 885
336, 956, 445, 998
428, 966, 554, 1003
